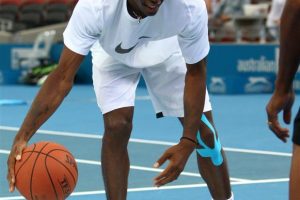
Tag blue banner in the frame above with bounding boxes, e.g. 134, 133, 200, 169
207, 44, 279, 94
1, 43, 299, 93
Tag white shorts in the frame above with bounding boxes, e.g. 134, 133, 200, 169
92, 52, 212, 117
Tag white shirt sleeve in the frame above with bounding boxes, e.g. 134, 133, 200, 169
63, 0, 103, 55
178, 0, 210, 64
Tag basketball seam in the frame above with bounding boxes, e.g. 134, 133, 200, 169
45, 149, 78, 199
30, 142, 50, 200
24, 149, 78, 184
44, 154, 59, 200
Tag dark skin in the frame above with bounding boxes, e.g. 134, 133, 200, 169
8, 0, 232, 199
153, 59, 207, 186
101, 59, 231, 199
7, 47, 231, 199
127, 0, 163, 18
266, 0, 300, 142
7, 46, 84, 192
156, 113, 231, 198
266, 0, 300, 199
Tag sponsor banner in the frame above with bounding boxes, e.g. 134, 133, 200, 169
208, 75, 275, 94
207, 44, 279, 94
1, 43, 299, 94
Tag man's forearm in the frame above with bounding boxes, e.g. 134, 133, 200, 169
183, 60, 207, 141
15, 46, 83, 142
16, 68, 74, 142
276, 0, 300, 93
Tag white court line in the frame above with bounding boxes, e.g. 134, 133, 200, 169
75, 158, 249, 182
0, 149, 248, 182
0, 126, 292, 157
0, 178, 289, 200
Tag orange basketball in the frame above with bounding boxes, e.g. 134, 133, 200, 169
15, 141, 78, 200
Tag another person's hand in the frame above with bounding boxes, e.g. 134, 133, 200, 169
7, 138, 28, 192
266, 90, 295, 142
153, 139, 195, 187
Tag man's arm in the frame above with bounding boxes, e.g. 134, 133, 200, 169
183, 59, 207, 141
275, 0, 300, 93
153, 59, 206, 187
266, 0, 300, 142
7, 46, 84, 192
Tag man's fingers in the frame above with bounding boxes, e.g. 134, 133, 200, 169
154, 164, 172, 182
154, 169, 179, 187
154, 161, 183, 187
7, 144, 25, 193
268, 121, 289, 142
9, 175, 15, 192
6, 172, 15, 193
283, 108, 292, 124
7, 157, 16, 192
153, 152, 170, 168
14, 145, 24, 161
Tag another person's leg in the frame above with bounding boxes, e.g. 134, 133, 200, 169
290, 108, 300, 200
290, 144, 300, 200
92, 55, 141, 200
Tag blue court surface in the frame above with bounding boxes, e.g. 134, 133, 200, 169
0, 85, 298, 200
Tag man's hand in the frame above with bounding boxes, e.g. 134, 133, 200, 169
7, 139, 27, 192
266, 90, 295, 142
153, 139, 195, 187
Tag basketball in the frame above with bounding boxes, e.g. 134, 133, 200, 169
14, 141, 78, 200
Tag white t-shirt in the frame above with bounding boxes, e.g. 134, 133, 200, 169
63, 0, 209, 68
266, 0, 286, 28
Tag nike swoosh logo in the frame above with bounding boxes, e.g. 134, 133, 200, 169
115, 43, 138, 54
115, 36, 151, 54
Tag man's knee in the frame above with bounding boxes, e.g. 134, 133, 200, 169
198, 126, 216, 147
103, 118, 132, 147
105, 118, 132, 134
196, 114, 223, 166
198, 113, 216, 147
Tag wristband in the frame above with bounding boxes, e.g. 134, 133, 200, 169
180, 136, 197, 145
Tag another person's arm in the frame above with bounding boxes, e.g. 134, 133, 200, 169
266, 0, 300, 142
7, 46, 84, 192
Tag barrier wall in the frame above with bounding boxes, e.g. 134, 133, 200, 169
1, 43, 299, 93
0, 43, 30, 84
207, 44, 279, 94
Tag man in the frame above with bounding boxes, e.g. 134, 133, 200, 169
7, 0, 233, 199
266, 0, 300, 199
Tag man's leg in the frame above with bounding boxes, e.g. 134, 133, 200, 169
290, 108, 300, 200
196, 111, 231, 199
290, 144, 300, 200
101, 107, 134, 200
179, 111, 232, 200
